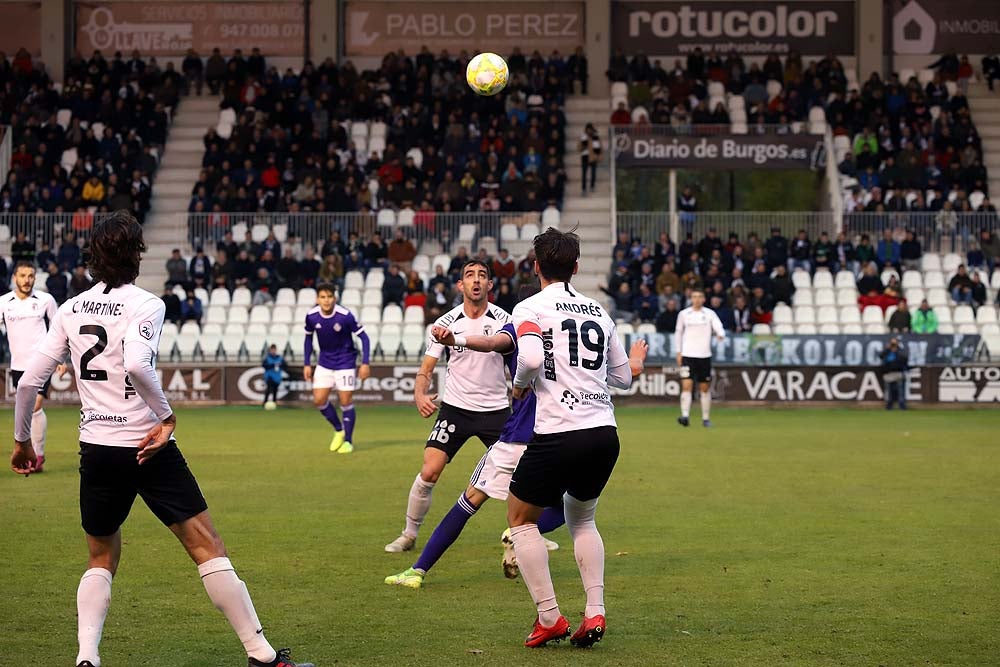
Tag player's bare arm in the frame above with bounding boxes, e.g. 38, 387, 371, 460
414, 355, 440, 418
431, 325, 515, 354
303, 364, 314, 381
359, 363, 371, 381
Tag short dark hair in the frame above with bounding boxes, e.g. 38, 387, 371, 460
461, 259, 492, 280
532, 227, 579, 282
85, 210, 146, 288
316, 282, 337, 297
691, 287, 706, 296
13, 260, 35, 272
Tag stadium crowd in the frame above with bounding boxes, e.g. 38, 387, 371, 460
605, 226, 1000, 333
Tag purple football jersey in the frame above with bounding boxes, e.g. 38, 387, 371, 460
498, 322, 536, 444
304, 305, 369, 370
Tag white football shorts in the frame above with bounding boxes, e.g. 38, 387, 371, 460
469, 440, 528, 501
312, 366, 357, 391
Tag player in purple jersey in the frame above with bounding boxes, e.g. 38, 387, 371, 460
303, 283, 371, 454
385, 292, 568, 590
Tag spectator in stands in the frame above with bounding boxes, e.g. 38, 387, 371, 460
182, 48, 204, 95
387, 230, 417, 272
749, 285, 775, 324
678, 186, 697, 234
656, 260, 682, 299
161, 283, 182, 325
166, 249, 188, 288
788, 229, 812, 272
181, 290, 203, 325
656, 297, 680, 333
602, 281, 634, 321
251, 267, 277, 305
233, 250, 254, 288
568, 46, 589, 94
770, 265, 795, 305
299, 247, 320, 288
493, 248, 517, 283
709, 294, 735, 331
855, 234, 876, 268
966, 242, 986, 270
45, 261, 68, 304
970, 272, 988, 308
731, 295, 751, 333
11, 232, 34, 264
857, 262, 883, 296
900, 230, 922, 271
610, 102, 631, 126
382, 264, 406, 308
634, 284, 659, 323
812, 231, 835, 273
876, 230, 900, 269
912, 299, 938, 334
58, 233, 81, 273
980, 230, 1000, 273
495, 279, 517, 313
189, 246, 212, 288
0, 258, 7, 295
317, 254, 343, 290
36, 243, 55, 272
366, 232, 389, 270
277, 248, 301, 289
764, 227, 788, 270
68, 265, 93, 298
880, 337, 909, 410
212, 250, 233, 291
579, 123, 601, 194
425, 281, 452, 323
888, 298, 911, 332
82, 175, 105, 204
949, 264, 974, 304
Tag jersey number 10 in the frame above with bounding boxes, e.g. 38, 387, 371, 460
561, 319, 605, 370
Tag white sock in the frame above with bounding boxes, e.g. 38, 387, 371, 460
680, 391, 692, 418
198, 557, 276, 663
510, 524, 561, 626
701, 391, 711, 420
564, 494, 605, 618
77, 567, 113, 667
31, 408, 46, 457
404, 474, 435, 538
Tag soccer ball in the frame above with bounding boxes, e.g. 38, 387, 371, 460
466, 52, 509, 96
264, 400, 277, 411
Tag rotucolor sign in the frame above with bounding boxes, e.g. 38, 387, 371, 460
344, 2, 586, 57
611, 0, 856, 56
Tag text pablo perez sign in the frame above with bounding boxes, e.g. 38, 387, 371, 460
613, 131, 825, 170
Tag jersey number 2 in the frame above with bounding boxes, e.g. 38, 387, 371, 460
561, 319, 605, 370
79, 325, 109, 381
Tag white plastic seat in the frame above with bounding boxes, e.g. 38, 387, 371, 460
351, 121, 368, 140
976, 306, 998, 326
179, 322, 201, 337
271, 305, 293, 324
231, 287, 252, 307
287, 333, 306, 360
791, 271, 812, 289
243, 334, 268, 359
404, 306, 425, 324
926, 288, 949, 307
818, 323, 840, 334
837, 289, 858, 307
360, 305, 382, 324
367, 137, 386, 159
228, 308, 249, 325
841, 323, 863, 334
198, 334, 222, 360
814, 289, 836, 306
378, 324, 402, 359
923, 271, 945, 289
250, 306, 271, 324
294, 305, 312, 323
773, 323, 795, 335
412, 255, 431, 274
839, 306, 861, 324
541, 207, 561, 228
834, 271, 856, 288
980, 323, 1000, 335
956, 323, 978, 334
275, 288, 296, 306
158, 335, 176, 358
251, 224, 269, 243
364, 271, 384, 290
431, 254, 451, 273
397, 208, 415, 227
340, 288, 362, 309
382, 304, 403, 323
796, 323, 818, 334
458, 224, 477, 243
194, 288, 209, 304
174, 334, 200, 360
862, 306, 884, 324
812, 271, 834, 289
901, 271, 922, 289
500, 224, 519, 243
864, 322, 886, 334
377, 209, 396, 227
297, 287, 318, 306
772, 303, 793, 325
921, 254, 941, 272
401, 328, 426, 360
362, 289, 382, 308
934, 306, 953, 324
991, 271, 1000, 290
751, 324, 772, 335
937, 323, 955, 334
942, 253, 962, 274
206, 306, 227, 324
161, 322, 180, 339
794, 306, 816, 324
369, 121, 387, 139
793, 290, 813, 306
880, 269, 900, 286
817, 306, 838, 324
610, 81, 628, 98
953, 305, 975, 324
905, 287, 926, 305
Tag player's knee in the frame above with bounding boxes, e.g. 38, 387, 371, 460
313, 396, 328, 409
419, 466, 442, 484
464, 486, 488, 508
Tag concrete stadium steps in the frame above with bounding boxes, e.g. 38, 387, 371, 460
968, 83, 1000, 199
138, 96, 219, 292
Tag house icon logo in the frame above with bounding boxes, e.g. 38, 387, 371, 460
893, 0, 936, 55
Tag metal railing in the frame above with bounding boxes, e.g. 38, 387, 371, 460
0, 126, 11, 187
611, 123, 817, 137
616, 211, 1000, 254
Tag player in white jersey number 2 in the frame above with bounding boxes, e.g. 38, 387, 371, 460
9, 213, 312, 667
507, 227, 648, 649
0, 261, 67, 472
385, 260, 514, 553
674, 287, 726, 427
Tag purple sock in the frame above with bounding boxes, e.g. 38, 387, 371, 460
537, 505, 565, 534
342, 404, 356, 441
413, 494, 479, 573
319, 402, 342, 430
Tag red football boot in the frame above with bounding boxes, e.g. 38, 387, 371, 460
524, 615, 571, 647
571, 614, 606, 648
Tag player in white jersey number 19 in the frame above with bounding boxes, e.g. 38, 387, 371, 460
674, 288, 725, 428
0, 261, 68, 472
9, 212, 313, 667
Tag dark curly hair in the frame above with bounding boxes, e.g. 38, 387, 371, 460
85, 210, 146, 288
532, 226, 580, 283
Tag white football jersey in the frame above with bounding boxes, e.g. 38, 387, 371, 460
513, 282, 629, 434
35, 282, 166, 447
0, 290, 59, 371
426, 302, 512, 412
675, 306, 725, 358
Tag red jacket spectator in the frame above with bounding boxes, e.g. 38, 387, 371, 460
261, 164, 280, 189
12, 48, 32, 75
610, 104, 631, 126
377, 160, 403, 186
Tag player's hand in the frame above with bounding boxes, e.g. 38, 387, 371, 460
676, 353, 683, 368
56, 364, 69, 378
10, 441, 36, 476
717, 335, 725, 342
415, 392, 439, 418
431, 326, 455, 346
136, 414, 176, 465
358, 364, 371, 381
512, 385, 533, 400
303, 366, 313, 381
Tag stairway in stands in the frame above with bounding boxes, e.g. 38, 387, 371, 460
562, 96, 613, 299
137, 96, 221, 292
969, 82, 1000, 201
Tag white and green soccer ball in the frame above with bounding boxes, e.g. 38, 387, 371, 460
264, 400, 277, 411
466, 52, 509, 96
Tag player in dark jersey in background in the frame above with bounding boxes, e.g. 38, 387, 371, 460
303, 283, 371, 453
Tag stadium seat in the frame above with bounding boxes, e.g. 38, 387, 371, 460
362, 323, 380, 349
458, 224, 477, 243
377, 209, 396, 227
340, 289, 362, 309
500, 224, 519, 243
880, 269, 899, 286
751, 324, 772, 335
231, 222, 248, 240
364, 271, 385, 290
937, 323, 955, 334
610, 81, 628, 98
834, 270, 856, 288
251, 224, 269, 243
838, 307, 861, 324
404, 306, 424, 324
862, 306, 884, 324
232, 287, 252, 307
406, 147, 423, 169
179, 321, 200, 337
266, 324, 290, 350
766, 79, 783, 99
794, 306, 816, 324
934, 306, 953, 324
955, 322, 978, 334
412, 255, 431, 274
923, 271, 945, 289
378, 324, 402, 359
520, 222, 541, 240
927, 289, 949, 307
864, 322, 886, 334
901, 271, 922, 289
793, 290, 813, 306
172, 284, 187, 300
175, 334, 200, 360
819, 323, 840, 334
905, 287, 926, 305
206, 306, 227, 324
976, 306, 998, 326
841, 323, 863, 335
636, 323, 656, 336
397, 208, 415, 227
991, 272, 1000, 290
161, 322, 180, 339
194, 288, 209, 304
287, 333, 306, 360
362, 289, 382, 308
275, 288, 296, 307
344, 271, 365, 290
272, 224, 288, 243
350, 121, 368, 141
198, 334, 222, 360
836, 289, 857, 307
368, 137, 386, 159
250, 306, 271, 324
791, 271, 812, 289
401, 325, 426, 359
297, 287, 318, 306
942, 253, 962, 274
158, 334, 176, 358
817, 306, 838, 324
228, 308, 249, 325
814, 289, 836, 306
360, 305, 382, 324
541, 207, 561, 228
431, 254, 451, 272
954, 305, 975, 325
772, 303, 793, 324
796, 323, 818, 335
370, 121, 387, 139
243, 334, 267, 359
981, 323, 1000, 336
812, 271, 834, 289
773, 323, 795, 335
271, 306, 293, 324
921, 254, 941, 272
477, 236, 498, 256
294, 305, 312, 323
382, 305, 403, 323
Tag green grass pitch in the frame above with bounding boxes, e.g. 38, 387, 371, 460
2, 406, 998, 666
